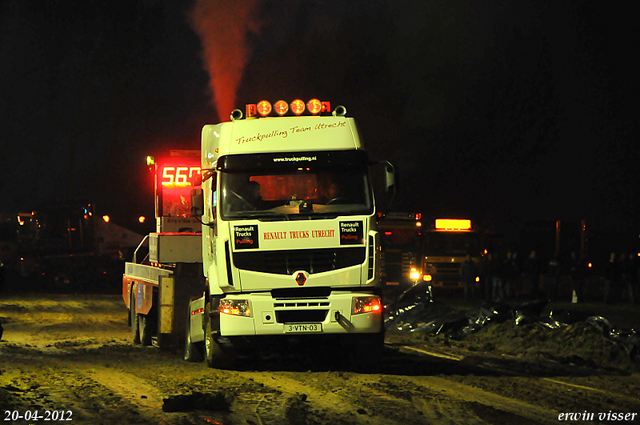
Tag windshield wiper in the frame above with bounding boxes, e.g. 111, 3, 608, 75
229, 211, 290, 221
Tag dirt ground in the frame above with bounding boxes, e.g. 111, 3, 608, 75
1, 294, 639, 425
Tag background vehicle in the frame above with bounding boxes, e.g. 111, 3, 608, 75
377, 212, 426, 302
11, 202, 141, 292
422, 218, 483, 292
122, 150, 204, 348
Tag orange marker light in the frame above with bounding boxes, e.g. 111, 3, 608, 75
102, 215, 110, 223
307, 98, 322, 115
290, 99, 305, 115
257, 100, 272, 117
274, 100, 289, 116
138, 216, 146, 223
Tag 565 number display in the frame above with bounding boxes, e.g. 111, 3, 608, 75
4, 410, 73, 421
161, 166, 201, 187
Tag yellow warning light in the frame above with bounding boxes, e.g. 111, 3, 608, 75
435, 219, 472, 231
102, 215, 110, 223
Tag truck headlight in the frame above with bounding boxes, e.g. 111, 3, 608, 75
353, 296, 382, 314
410, 267, 421, 280
219, 299, 252, 317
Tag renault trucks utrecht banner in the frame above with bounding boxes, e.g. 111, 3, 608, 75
233, 220, 365, 250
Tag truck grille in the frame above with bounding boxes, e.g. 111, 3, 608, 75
233, 248, 365, 275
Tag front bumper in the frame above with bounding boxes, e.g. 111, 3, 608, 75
219, 291, 382, 337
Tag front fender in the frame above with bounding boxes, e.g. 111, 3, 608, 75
207, 262, 224, 295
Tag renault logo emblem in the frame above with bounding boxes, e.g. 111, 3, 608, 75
294, 271, 308, 286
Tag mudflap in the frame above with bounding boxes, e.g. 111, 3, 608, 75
157, 263, 205, 353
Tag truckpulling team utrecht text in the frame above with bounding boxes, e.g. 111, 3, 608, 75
236, 121, 347, 145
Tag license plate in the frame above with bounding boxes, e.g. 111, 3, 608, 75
284, 323, 322, 333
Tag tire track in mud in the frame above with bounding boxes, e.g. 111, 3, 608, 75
1, 361, 142, 424
1, 347, 188, 425
239, 369, 547, 425
394, 344, 640, 423
81, 367, 168, 421
239, 371, 394, 425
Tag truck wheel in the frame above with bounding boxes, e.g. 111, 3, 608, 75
138, 313, 152, 346
131, 291, 141, 344
204, 302, 235, 369
184, 309, 204, 362
347, 332, 384, 371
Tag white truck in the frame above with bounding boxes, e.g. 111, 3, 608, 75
124, 99, 395, 368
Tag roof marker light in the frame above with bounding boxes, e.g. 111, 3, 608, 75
257, 100, 272, 117
307, 98, 322, 115
274, 100, 288, 116
291, 99, 305, 115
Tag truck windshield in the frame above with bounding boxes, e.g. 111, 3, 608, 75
220, 166, 373, 220
423, 232, 480, 256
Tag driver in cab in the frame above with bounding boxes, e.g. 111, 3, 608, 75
325, 180, 348, 205
229, 180, 262, 212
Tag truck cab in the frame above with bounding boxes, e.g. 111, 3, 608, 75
186, 100, 395, 368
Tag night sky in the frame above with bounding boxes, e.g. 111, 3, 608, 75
1, 0, 638, 250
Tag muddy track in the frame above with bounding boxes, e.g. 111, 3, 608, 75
6, 340, 630, 425
2, 295, 640, 424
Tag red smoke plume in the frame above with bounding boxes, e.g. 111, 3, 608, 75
188, 1, 260, 122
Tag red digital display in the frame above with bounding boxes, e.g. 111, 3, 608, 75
156, 156, 201, 218
160, 166, 201, 187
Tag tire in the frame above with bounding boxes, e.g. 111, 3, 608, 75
204, 302, 235, 369
347, 332, 384, 371
138, 313, 152, 346
184, 308, 204, 362
131, 289, 140, 344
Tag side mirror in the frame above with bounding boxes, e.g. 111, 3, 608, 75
384, 162, 396, 194
370, 160, 397, 218
190, 188, 204, 217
